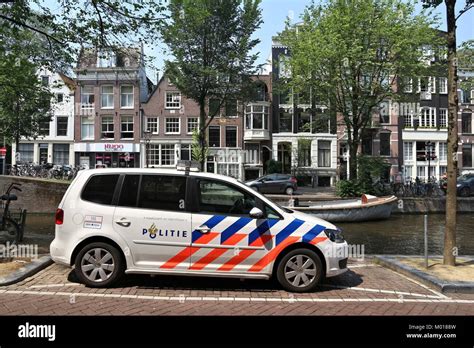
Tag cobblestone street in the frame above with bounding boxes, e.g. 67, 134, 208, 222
1, 259, 473, 315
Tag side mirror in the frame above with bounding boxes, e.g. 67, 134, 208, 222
249, 207, 263, 219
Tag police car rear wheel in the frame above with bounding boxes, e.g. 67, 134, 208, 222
75, 242, 124, 288
276, 249, 322, 292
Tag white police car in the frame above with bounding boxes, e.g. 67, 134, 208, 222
50, 162, 348, 292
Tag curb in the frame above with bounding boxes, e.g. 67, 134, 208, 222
374, 255, 474, 294
0, 256, 53, 286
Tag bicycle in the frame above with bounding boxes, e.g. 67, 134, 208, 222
0, 183, 25, 245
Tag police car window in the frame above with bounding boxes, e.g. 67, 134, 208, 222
138, 175, 186, 211
265, 205, 281, 219
118, 174, 140, 207
198, 180, 256, 215
81, 175, 119, 205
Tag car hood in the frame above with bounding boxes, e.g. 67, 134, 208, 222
286, 208, 338, 231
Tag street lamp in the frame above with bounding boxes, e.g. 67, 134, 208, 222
425, 141, 435, 182
143, 130, 152, 168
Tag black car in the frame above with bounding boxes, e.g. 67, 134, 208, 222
456, 174, 474, 197
245, 174, 298, 195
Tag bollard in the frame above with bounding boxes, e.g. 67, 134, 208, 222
424, 214, 428, 269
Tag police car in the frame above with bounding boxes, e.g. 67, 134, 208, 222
50, 162, 348, 292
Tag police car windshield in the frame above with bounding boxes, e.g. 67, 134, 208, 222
274, 201, 294, 213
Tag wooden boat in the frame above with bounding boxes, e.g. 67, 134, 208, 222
288, 194, 398, 222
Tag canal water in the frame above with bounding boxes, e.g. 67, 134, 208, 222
22, 213, 474, 256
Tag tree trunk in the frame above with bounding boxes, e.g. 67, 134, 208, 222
444, 0, 458, 266
199, 102, 207, 172
349, 127, 359, 180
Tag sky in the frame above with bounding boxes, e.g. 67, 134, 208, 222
146, 0, 474, 83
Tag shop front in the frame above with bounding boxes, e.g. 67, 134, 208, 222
74, 143, 140, 169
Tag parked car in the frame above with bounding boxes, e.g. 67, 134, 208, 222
456, 174, 474, 197
245, 174, 298, 195
50, 166, 347, 292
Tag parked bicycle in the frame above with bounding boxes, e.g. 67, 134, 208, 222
0, 183, 27, 244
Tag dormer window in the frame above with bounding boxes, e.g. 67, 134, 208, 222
97, 50, 116, 68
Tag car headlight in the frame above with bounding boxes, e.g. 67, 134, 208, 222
323, 227, 345, 243
457, 184, 462, 187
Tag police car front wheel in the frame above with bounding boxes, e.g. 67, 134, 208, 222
276, 248, 323, 292
75, 242, 124, 288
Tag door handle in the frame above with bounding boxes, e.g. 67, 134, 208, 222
195, 225, 211, 234
115, 218, 131, 228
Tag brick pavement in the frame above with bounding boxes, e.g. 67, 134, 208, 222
1, 259, 473, 315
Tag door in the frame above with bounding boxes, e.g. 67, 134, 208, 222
113, 174, 192, 270
189, 178, 282, 275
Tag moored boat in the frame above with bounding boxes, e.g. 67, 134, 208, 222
287, 195, 398, 222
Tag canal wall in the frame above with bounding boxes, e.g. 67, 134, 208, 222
0, 176, 69, 214
393, 197, 474, 214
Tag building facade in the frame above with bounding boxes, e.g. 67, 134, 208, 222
459, 68, 474, 174
73, 47, 151, 169
12, 70, 75, 166
271, 40, 338, 186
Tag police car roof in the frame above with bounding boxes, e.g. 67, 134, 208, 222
82, 168, 241, 185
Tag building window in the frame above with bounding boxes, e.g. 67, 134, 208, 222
180, 144, 191, 161
402, 77, 413, 93
439, 166, 447, 177
146, 117, 158, 134
17, 143, 34, 163
245, 104, 269, 130
187, 117, 199, 134
148, 144, 160, 166
403, 165, 413, 181
97, 50, 116, 68
463, 144, 472, 167
41, 76, 49, 86
404, 142, 413, 161
161, 144, 175, 165
279, 112, 292, 132
120, 85, 134, 108
56, 117, 68, 136
101, 116, 114, 139
81, 117, 94, 140
209, 99, 220, 117
56, 93, 64, 103
217, 163, 240, 178
120, 116, 134, 139
439, 77, 447, 94
439, 142, 447, 161
419, 107, 436, 128
298, 140, 311, 167
225, 99, 238, 117
53, 144, 69, 165
462, 113, 472, 133
208, 126, 220, 147
225, 126, 237, 147
165, 117, 180, 134
416, 166, 426, 181
165, 91, 181, 109
439, 109, 447, 128
39, 120, 50, 136
380, 133, 391, 156
318, 140, 331, 167
101, 85, 114, 108
81, 86, 94, 107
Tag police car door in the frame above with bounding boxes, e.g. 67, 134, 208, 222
113, 174, 192, 270
188, 178, 281, 275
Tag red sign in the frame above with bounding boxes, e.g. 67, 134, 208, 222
0, 147, 6, 157
104, 144, 124, 152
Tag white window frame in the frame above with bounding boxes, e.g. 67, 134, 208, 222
120, 116, 134, 139
146, 117, 159, 134
404, 142, 413, 162
56, 116, 69, 137
81, 117, 94, 140
101, 85, 114, 109
81, 85, 95, 108
120, 85, 134, 109
403, 77, 413, 93
419, 107, 436, 128
165, 117, 180, 134
439, 108, 447, 128
439, 77, 448, 94
187, 117, 199, 134
165, 91, 181, 109
101, 116, 114, 139
439, 142, 447, 162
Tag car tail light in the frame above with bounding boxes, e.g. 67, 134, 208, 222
55, 208, 64, 225
290, 177, 297, 183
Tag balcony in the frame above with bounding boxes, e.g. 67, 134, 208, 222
420, 91, 432, 100
244, 129, 270, 141
79, 103, 95, 116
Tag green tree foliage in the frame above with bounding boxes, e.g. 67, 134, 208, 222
0, 53, 54, 151
279, 0, 441, 180
160, 0, 262, 170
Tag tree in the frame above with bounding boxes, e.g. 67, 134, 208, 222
160, 0, 262, 170
0, 53, 53, 154
279, 0, 440, 180
422, 0, 473, 266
